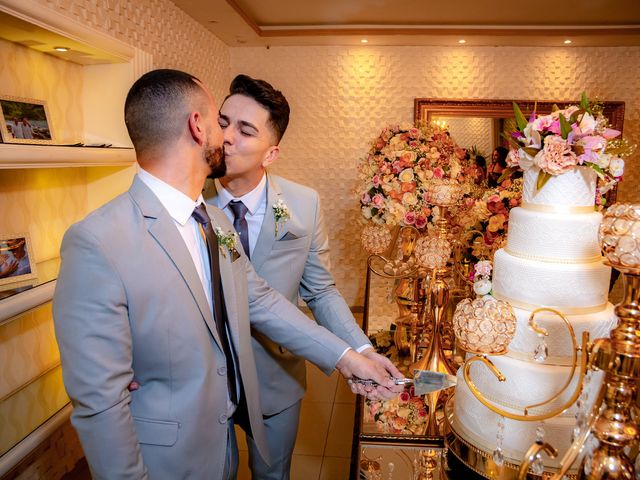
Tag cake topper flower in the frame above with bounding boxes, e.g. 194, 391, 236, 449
471, 260, 493, 296
505, 92, 634, 199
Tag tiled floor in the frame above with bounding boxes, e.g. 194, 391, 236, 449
235, 364, 356, 480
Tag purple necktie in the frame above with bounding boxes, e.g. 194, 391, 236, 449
228, 200, 250, 259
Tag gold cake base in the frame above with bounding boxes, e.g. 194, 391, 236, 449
443, 393, 578, 480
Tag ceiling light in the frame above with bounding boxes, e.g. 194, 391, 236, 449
361, 39, 368, 44
564, 39, 572, 44
53, 46, 70, 52
458, 39, 466, 44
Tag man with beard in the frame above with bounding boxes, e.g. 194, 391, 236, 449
53, 69, 401, 480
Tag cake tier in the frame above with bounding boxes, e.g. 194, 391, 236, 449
493, 249, 611, 310
453, 367, 603, 468
523, 166, 597, 208
506, 207, 602, 262
508, 303, 616, 361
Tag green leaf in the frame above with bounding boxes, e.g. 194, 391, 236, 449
536, 171, 552, 191
588, 163, 606, 180
497, 167, 518, 183
512, 101, 528, 132
551, 104, 560, 112
559, 113, 572, 139
580, 91, 591, 114
500, 132, 521, 150
523, 146, 540, 157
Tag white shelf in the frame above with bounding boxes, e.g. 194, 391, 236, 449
0, 144, 135, 168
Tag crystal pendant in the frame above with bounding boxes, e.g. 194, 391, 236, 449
492, 447, 504, 467
533, 336, 548, 362
535, 422, 545, 442
387, 462, 394, 480
531, 453, 544, 475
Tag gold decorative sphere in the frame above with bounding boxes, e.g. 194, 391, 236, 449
414, 236, 451, 269
599, 203, 640, 273
453, 297, 516, 355
361, 224, 392, 255
424, 178, 463, 206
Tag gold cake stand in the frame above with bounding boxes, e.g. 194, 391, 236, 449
443, 393, 579, 480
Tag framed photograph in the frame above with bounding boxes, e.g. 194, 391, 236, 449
0, 233, 38, 290
0, 96, 54, 144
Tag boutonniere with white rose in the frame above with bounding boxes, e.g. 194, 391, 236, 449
215, 227, 239, 258
272, 199, 290, 236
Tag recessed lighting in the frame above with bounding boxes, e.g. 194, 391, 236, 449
564, 39, 572, 44
53, 46, 70, 52
458, 39, 466, 44
361, 39, 368, 44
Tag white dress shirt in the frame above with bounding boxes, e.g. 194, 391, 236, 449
213, 174, 267, 257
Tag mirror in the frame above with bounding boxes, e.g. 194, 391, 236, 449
414, 98, 626, 198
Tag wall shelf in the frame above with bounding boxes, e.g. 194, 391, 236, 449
0, 144, 135, 169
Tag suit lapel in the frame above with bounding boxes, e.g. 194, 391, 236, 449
251, 173, 285, 272
130, 177, 221, 347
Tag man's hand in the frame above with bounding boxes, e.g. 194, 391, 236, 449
336, 349, 404, 401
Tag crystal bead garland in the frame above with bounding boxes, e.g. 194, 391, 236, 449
387, 462, 394, 480
531, 422, 546, 475
572, 370, 592, 442
492, 416, 505, 466
533, 333, 548, 362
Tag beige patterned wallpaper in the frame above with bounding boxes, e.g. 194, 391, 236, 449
230, 45, 640, 329
440, 117, 494, 157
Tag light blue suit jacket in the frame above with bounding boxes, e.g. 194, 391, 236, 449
53, 176, 351, 479
205, 173, 371, 415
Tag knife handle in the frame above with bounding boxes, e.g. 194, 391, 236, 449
348, 376, 412, 386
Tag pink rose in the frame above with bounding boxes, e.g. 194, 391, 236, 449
403, 211, 416, 225
399, 391, 410, 403
418, 409, 427, 417
535, 136, 578, 175
361, 192, 371, 205
392, 160, 403, 174
433, 167, 444, 179
372, 175, 381, 187
372, 194, 384, 208
415, 215, 427, 229
509, 198, 520, 207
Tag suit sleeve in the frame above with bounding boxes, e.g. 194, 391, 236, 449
244, 255, 351, 376
53, 223, 146, 479
299, 193, 372, 350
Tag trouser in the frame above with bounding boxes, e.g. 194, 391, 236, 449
246, 401, 302, 480
224, 419, 239, 480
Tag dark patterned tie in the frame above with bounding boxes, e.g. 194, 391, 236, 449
192, 203, 238, 405
228, 200, 250, 259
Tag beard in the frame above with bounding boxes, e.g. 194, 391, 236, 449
205, 142, 226, 179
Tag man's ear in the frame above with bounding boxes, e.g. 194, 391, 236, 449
188, 111, 206, 146
262, 145, 280, 168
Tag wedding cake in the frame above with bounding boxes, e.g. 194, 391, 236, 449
453, 166, 617, 469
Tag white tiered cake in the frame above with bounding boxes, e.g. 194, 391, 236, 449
453, 166, 617, 469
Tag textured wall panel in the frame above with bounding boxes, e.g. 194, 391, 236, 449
440, 117, 493, 156
32, 0, 230, 100
230, 45, 640, 327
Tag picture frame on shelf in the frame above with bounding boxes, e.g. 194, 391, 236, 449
0, 96, 54, 144
0, 233, 38, 291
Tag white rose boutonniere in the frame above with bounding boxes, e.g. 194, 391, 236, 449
272, 199, 290, 236
215, 227, 239, 258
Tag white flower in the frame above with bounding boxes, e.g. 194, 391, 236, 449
273, 199, 291, 236
398, 168, 415, 183
473, 278, 493, 296
609, 157, 625, 177
518, 148, 535, 170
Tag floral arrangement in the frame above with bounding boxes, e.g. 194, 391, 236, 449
357, 122, 470, 229
507, 93, 633, 196
365, 387, 428, 435
215, 227, 239, 258
272, 199, 290, 236
455, 178, 523, 261
471, 260, 493, 296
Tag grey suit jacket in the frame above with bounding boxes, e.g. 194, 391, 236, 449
204, 173, 371, 415
53, 176, 351, 479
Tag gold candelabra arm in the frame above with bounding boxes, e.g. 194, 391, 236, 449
461, 308, 590, 422
517, 441, 558, 480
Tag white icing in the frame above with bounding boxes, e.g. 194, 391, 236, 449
508, 303, 617, 360
523, 167, 597, 208
506, 207, 602, 261
493, 249, 611, 309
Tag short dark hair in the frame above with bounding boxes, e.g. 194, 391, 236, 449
227, 74, 290, 144
125, 69, 208, 153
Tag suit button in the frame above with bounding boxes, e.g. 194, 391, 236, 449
217, 366, 226, 376
218, 414, 227, 424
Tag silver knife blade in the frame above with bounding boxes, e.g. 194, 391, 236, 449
349, 370, 457, 396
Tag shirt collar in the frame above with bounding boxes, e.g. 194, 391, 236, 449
214, 173, 267, 216
137, 167, 204, 226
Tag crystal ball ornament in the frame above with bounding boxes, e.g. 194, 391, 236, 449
599, 203, 640, 272
361, 224, 392, 255
414, 236, 451, 269
453, 297, 516, 355
424, 178, 463, 206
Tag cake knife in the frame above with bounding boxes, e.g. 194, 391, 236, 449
349, 370, 457, 396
